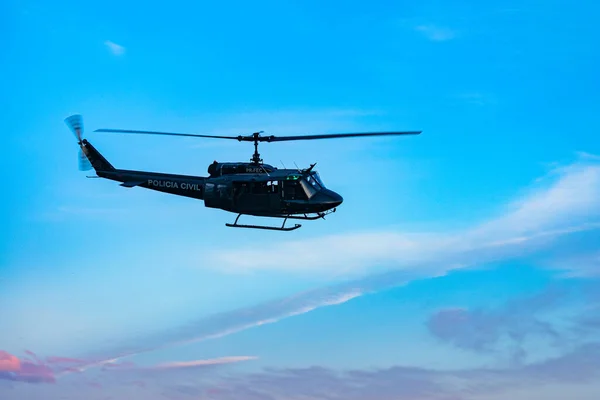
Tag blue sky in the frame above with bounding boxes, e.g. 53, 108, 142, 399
2, 0, 600, 399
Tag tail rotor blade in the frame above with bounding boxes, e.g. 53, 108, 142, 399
78, 148, 93, 171
65, 114, 84, 142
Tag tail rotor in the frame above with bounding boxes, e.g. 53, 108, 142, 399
65, 114, 93, 171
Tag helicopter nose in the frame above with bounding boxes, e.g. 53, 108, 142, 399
323, 189, 343, 208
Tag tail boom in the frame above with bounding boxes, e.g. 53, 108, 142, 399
98, 169, 206, 200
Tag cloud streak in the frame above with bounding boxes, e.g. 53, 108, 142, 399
150, 356, 258, 370
78, 289, 364, 370
104, 40, 125, 56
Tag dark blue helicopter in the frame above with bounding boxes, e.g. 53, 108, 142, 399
65, 114, 420, 231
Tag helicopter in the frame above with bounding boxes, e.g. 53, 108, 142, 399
65, 114, 421, 231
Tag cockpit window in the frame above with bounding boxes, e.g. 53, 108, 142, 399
310, 172, 325, 188
305, 175, 320, 190
285, 172, 324, 199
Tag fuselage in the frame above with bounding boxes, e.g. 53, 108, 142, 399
97, 165, 343, 217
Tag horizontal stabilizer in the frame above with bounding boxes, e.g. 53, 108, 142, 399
120, 180, 146, 188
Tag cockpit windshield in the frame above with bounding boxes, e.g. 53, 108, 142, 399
306, 172, 325, 190
310, 171, 325, 188
298, 172, 325, 198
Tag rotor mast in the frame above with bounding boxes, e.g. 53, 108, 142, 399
250, 131, 263, 164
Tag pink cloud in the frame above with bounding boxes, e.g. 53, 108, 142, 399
0, 351, 21, 372
0, 350, 93, 384
16, 361, 55, 383
0, 351, 56, 384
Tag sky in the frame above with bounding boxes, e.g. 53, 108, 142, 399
2, 0, 600, 399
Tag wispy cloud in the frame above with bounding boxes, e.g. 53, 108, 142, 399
78, 289, 362, 369
104, 40, 125, 56
150, 356, 258, 370
415, 24, 457, 41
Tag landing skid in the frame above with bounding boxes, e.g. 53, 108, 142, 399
226, 214, 301, 231
225, 209, 336, 231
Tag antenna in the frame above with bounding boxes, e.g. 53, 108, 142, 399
280, 160, 287, 169
260, 164, 271, 176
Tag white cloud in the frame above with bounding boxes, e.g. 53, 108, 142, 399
104, 40, 125, 56
415, 24, 457, 41
206, 156, 600, 276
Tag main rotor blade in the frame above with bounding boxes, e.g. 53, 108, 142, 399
265, 131, 421, 142
94, 128, 242, 140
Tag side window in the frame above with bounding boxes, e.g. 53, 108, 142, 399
282, 181, 307, 200
216, 183, 229, 197
267, 180, 279, 193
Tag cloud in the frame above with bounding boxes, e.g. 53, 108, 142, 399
0, 350, 94, 384
0, 351, 20, 372
427, 278, 600, 352
0, 351, 55, 384
104, 40, 125, 56
426, 299, 562, 361
95, 356, 257, 372
415, 24, 457, 41
150, 356, 258, 370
